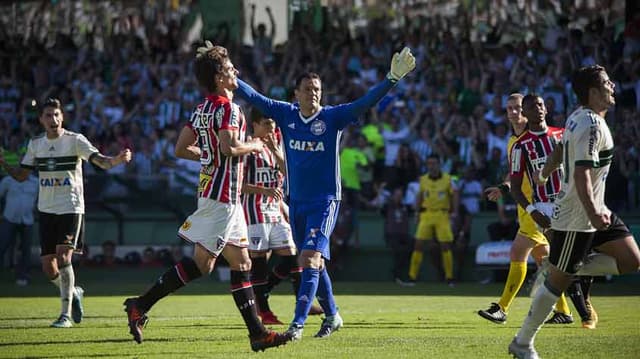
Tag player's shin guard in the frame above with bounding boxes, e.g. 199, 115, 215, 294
408, 251, 423, 280
250, 256, 271, 312
567, 279, 589, 321
498, 261, 527, 312
59, 263, 75, 318
516, 281, 560, 346
230, 270, 265, 337
293, 268, 320, 325
316, 269, 337, 316
137, 257, 201, 313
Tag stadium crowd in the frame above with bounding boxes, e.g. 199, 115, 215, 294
1, 1, 639, 276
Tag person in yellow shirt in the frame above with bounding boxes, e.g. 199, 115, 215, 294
402, 154, 458, 286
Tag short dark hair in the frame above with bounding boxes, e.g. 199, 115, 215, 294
426, 154, 440, 162
522, 93, 542, 108
39, 98, 63, 115
194, 43, 230, 93
294, 72, 321, 89
571, 65, 606, 106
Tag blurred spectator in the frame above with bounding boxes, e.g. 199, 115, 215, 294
140, 246, 163, 268
92, 240, 123, 267
0, 172, 37, 285
453, 166, 483, 280
380, 187, 413, 283
340, 134, 369, 209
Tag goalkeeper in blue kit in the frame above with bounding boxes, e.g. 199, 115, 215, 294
236, 47, 416, 339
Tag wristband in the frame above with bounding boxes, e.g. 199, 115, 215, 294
526, 204, 536, 214
538, 171, 548, 184
497, 183, 510, 194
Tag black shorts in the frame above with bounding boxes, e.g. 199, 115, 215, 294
549, 212, 632, 273
592, 212, 632, 248
39, 212, 85, 256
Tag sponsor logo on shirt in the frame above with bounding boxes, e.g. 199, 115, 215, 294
40, 177, 71, 187
289, 140, 325, 152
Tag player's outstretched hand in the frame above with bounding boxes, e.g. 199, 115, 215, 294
484, 186, 502, 202
387, 47, 416, 82
118, 148, 132, 163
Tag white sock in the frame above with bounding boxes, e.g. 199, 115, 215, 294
516, 284, 558, 346
59, 264, 75, 318
576, 253, 619, 276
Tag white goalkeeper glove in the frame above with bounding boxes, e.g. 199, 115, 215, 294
387, 47, 416, 82
196, 40, 215, 58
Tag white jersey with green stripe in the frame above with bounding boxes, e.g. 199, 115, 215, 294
21, 129, 99, 214
552, 107, 614, 232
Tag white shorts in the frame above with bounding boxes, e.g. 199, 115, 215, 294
178, 198, 248, 256
248, 221, 295, 252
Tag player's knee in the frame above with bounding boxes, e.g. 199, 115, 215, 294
194, 255, 216, 275
619, 255, 640, 274
299, 251, 321, 269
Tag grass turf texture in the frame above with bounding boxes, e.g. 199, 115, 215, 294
0, 268, 638, 358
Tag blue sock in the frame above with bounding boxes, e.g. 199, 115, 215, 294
316, 269, 338, 316
292, 268, 319, 326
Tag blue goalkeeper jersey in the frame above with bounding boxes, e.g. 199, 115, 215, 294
237, 78, 395, 202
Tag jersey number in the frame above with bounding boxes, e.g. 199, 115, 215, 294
198, 129, 213, 166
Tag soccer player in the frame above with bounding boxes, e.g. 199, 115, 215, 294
479, 93, 571, 325
236, 47, 416, 339
509, 65, 640, 359
123, 43, 291, 352
404, 154, 459, 287
243, 108, 322, 325
0, 98, 132, 328
508, 94, 580, 324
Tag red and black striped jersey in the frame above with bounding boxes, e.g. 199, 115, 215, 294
187, 94, 246, 204
510, 126, 564, 203
243, 129, 284, 224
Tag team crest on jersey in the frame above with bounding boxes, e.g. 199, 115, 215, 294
181, 220, 192, 231
310, 120, 326, 135
250, 237, 261, 246
216, 237, 225, 250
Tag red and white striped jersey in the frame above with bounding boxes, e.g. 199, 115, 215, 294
243, 129, 284, 224
510, 126, 564, 203
187, 95, 246, 204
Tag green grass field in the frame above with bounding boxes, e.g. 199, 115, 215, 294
1, 269, 639, 358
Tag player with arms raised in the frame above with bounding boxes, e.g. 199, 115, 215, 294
236, 47, 415, 339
